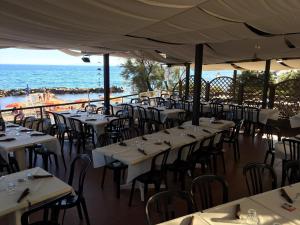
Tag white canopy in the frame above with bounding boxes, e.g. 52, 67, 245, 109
1, 0, 300, 67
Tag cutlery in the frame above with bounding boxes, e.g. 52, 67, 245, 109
141, 136, 148, 141
85, 118, 97, 121
17, 188, 30, 203
202, 129, 211, 133
70, 115, 81, 118
187, 133, 196, 139
164, 141, 171, 146
154, 142, 162, 145
6, 125, 19, 128
30, 133, 47, 137
32, 174, 54, 179
178, 126, 185, 129
235, 204, 241, 219
0, 138, 16, 142
20, 129, 33, 132
163, 130, 170, 134
61, 112, 71, 115
280, 188, 293, 204
119, 142, 127, 146
137, 148, 147, 155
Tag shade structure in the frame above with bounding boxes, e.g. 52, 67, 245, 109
1, 0, 300, 65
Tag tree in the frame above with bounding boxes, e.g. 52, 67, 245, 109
277, 70, 300, 82
121, 58, 165, 93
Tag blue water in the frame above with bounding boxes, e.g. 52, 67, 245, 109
0, 64, 233, 108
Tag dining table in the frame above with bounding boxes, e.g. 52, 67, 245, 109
158, 183, 300, 225
0, 167, 72, 225
0, 122, 60, 170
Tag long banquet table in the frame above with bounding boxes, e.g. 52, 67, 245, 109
0, 167, 72, 225
158, 183, 300, 225
92, 118, 235, 183
0, 123, 60, 170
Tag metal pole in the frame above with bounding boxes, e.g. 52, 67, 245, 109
262, 60, 271, 109
233, 70, 237, 102
184, 63, 190, 100
192, 44, 203, 126
103, 54, 110, 115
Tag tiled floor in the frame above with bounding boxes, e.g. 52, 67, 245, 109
1, 131, 284, 225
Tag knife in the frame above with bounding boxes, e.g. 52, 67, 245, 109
280, 188, 293, 204
137, 148, 147, 155
32, 174, 54, 179
17, 188, 30, 203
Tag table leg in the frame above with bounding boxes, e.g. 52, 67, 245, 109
14, 150, 26, 170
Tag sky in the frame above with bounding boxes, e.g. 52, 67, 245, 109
0, 48, 126, 66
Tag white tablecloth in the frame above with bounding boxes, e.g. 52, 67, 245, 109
92, 123, 220, 183
0, 167, 72, 225
183, 117, 235, 130
0, 123, 60, 170
290, 113, 300, 128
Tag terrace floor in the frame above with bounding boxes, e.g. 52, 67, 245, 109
1, 132, 283, 225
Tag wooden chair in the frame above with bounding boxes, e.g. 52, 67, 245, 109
263, 125, 281, 168
282, 160, 300, 186
224, 120, 243, 162
145, 191, 195, 225
243, 162, 277, 196
243, 106, 260, 138
191, 175, 229, 210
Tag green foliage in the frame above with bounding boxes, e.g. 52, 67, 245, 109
237, 70, 276, 85
121, 58, 165, 93
277, 70, 300, 82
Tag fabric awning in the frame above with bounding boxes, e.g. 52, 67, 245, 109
1, 0, 300, 67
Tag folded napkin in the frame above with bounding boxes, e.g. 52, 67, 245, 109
163, 130, 170, 134
202, 129, 211, 133
0, 134, 5, 137
187, 133, 196, 139
119, 142, 127, 146
6, 125, 19, 128
211, 121, 223, 124
61, 112, 71, 115
30, 133, 47, 137
164, 141, 171, 146
0, 138, 16, 142
137, 148, 147, 155
154, 142, 162, 145
178, 126, 185, 129
85, 118, 97, 121
20, 129, 33, 132
32, 174, 53, 179
280, 188, 293, 203
141, 136, 148, 141
17, 188, 30, 203
70, 115, 81, 118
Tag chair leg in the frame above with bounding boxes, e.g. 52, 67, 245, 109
76, 203, 83, 220
221, 152, 226, 173
212, 155, 217, 174
42, 154, 49, 171
53, 154, 59, 169
28, 149, 33, 168
60, 144, 67, 170
33, 153, 38, 167
115, 169, 121, 199
81, 198, 91, 225
128, 179, 136, 206
270, 153, 275, 168
101, 166, 107, 189
263, 151, 269, 165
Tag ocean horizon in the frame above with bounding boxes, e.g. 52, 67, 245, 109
0, 64, 233, 109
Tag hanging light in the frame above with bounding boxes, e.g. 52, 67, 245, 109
81, 55, 90, 63
276, 59, 283, 63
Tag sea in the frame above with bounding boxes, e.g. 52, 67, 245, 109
0, 64, 233, 109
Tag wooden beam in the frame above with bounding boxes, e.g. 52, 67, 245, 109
262, 60, 271, 109
103, 53, 110, 115
192, 44, 203, 125
184, 63, 190, 100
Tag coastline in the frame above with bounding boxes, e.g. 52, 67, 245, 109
0, 86, 124, 97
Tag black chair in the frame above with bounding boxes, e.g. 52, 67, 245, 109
53, 154, 91, 225
282, 160, 300, 186
136, 106, 149, 134
97, 104, 114, 115
281, 138, 300, 186
68, 117, 96, 154
166, 141, 197, 190
84, 104, 97, 113
22, 116, 37, 129
13, 113, 24, 125
145, 191, 195, 225
141, 99, 150, 106
21, 194, 68, 225
104, 118, 127, 144
243, 106, 260, 138
209, 103, 224, 118
130, 98, 141, 104
36, 118, 53, 134
228, 104, 243, 122
243, 162, 277, 196
129, 148, 170, 206
191, 175, 229, 211
96, 106, 105, 114
207, 131, 226, 174
224, 120, 243, 162
0, 154, 11, 174
155, 97, 166, 107
30, 143, 59, 171
263, 125, 281, 168
148, 107, 165, 132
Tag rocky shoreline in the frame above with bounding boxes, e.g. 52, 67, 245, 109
0, 86, 124, 97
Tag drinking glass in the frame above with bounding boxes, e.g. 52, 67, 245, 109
7, 181, 16, 195
246, 209, 259, 225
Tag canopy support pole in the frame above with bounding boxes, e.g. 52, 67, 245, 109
184, 63, 190, 100
103, 53, 110, 115
192, 44, 203, 126
262, 60, 271, 109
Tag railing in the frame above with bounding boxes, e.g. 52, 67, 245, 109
0, 93, 138, 120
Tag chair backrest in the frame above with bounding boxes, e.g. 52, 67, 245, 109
282, 160, 300, 186
228, 104, 243, 121
118, 103, 134, 118
36, 118, 52, 134
228, 120, 243, 141
22, 116, 37, 128
209, 103, 223, 117
155, 97, 166, 107
141, 99, 150, 106
68, 154, 91, 197
96, 106, 105, 114
14, 113, 25, 125
130, 98, 141, 104
148, 107, 162, 124
145, 190, 194, 225
194, 135, 215, 153
68, 117, 85, 134
56, 113, 67, 126
84, 104, 97, 113
176, 141, 197, 162
137, 106, 148, 120
150, 148, 170, 173
191, 175, 229, 210
265, 125, 281, 151
243, 162, 277, 196
212, 131, 225, 150
243, 106, 260, 123
283, 138, 300, 161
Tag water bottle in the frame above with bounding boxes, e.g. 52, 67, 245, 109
0, 111, 5, 132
